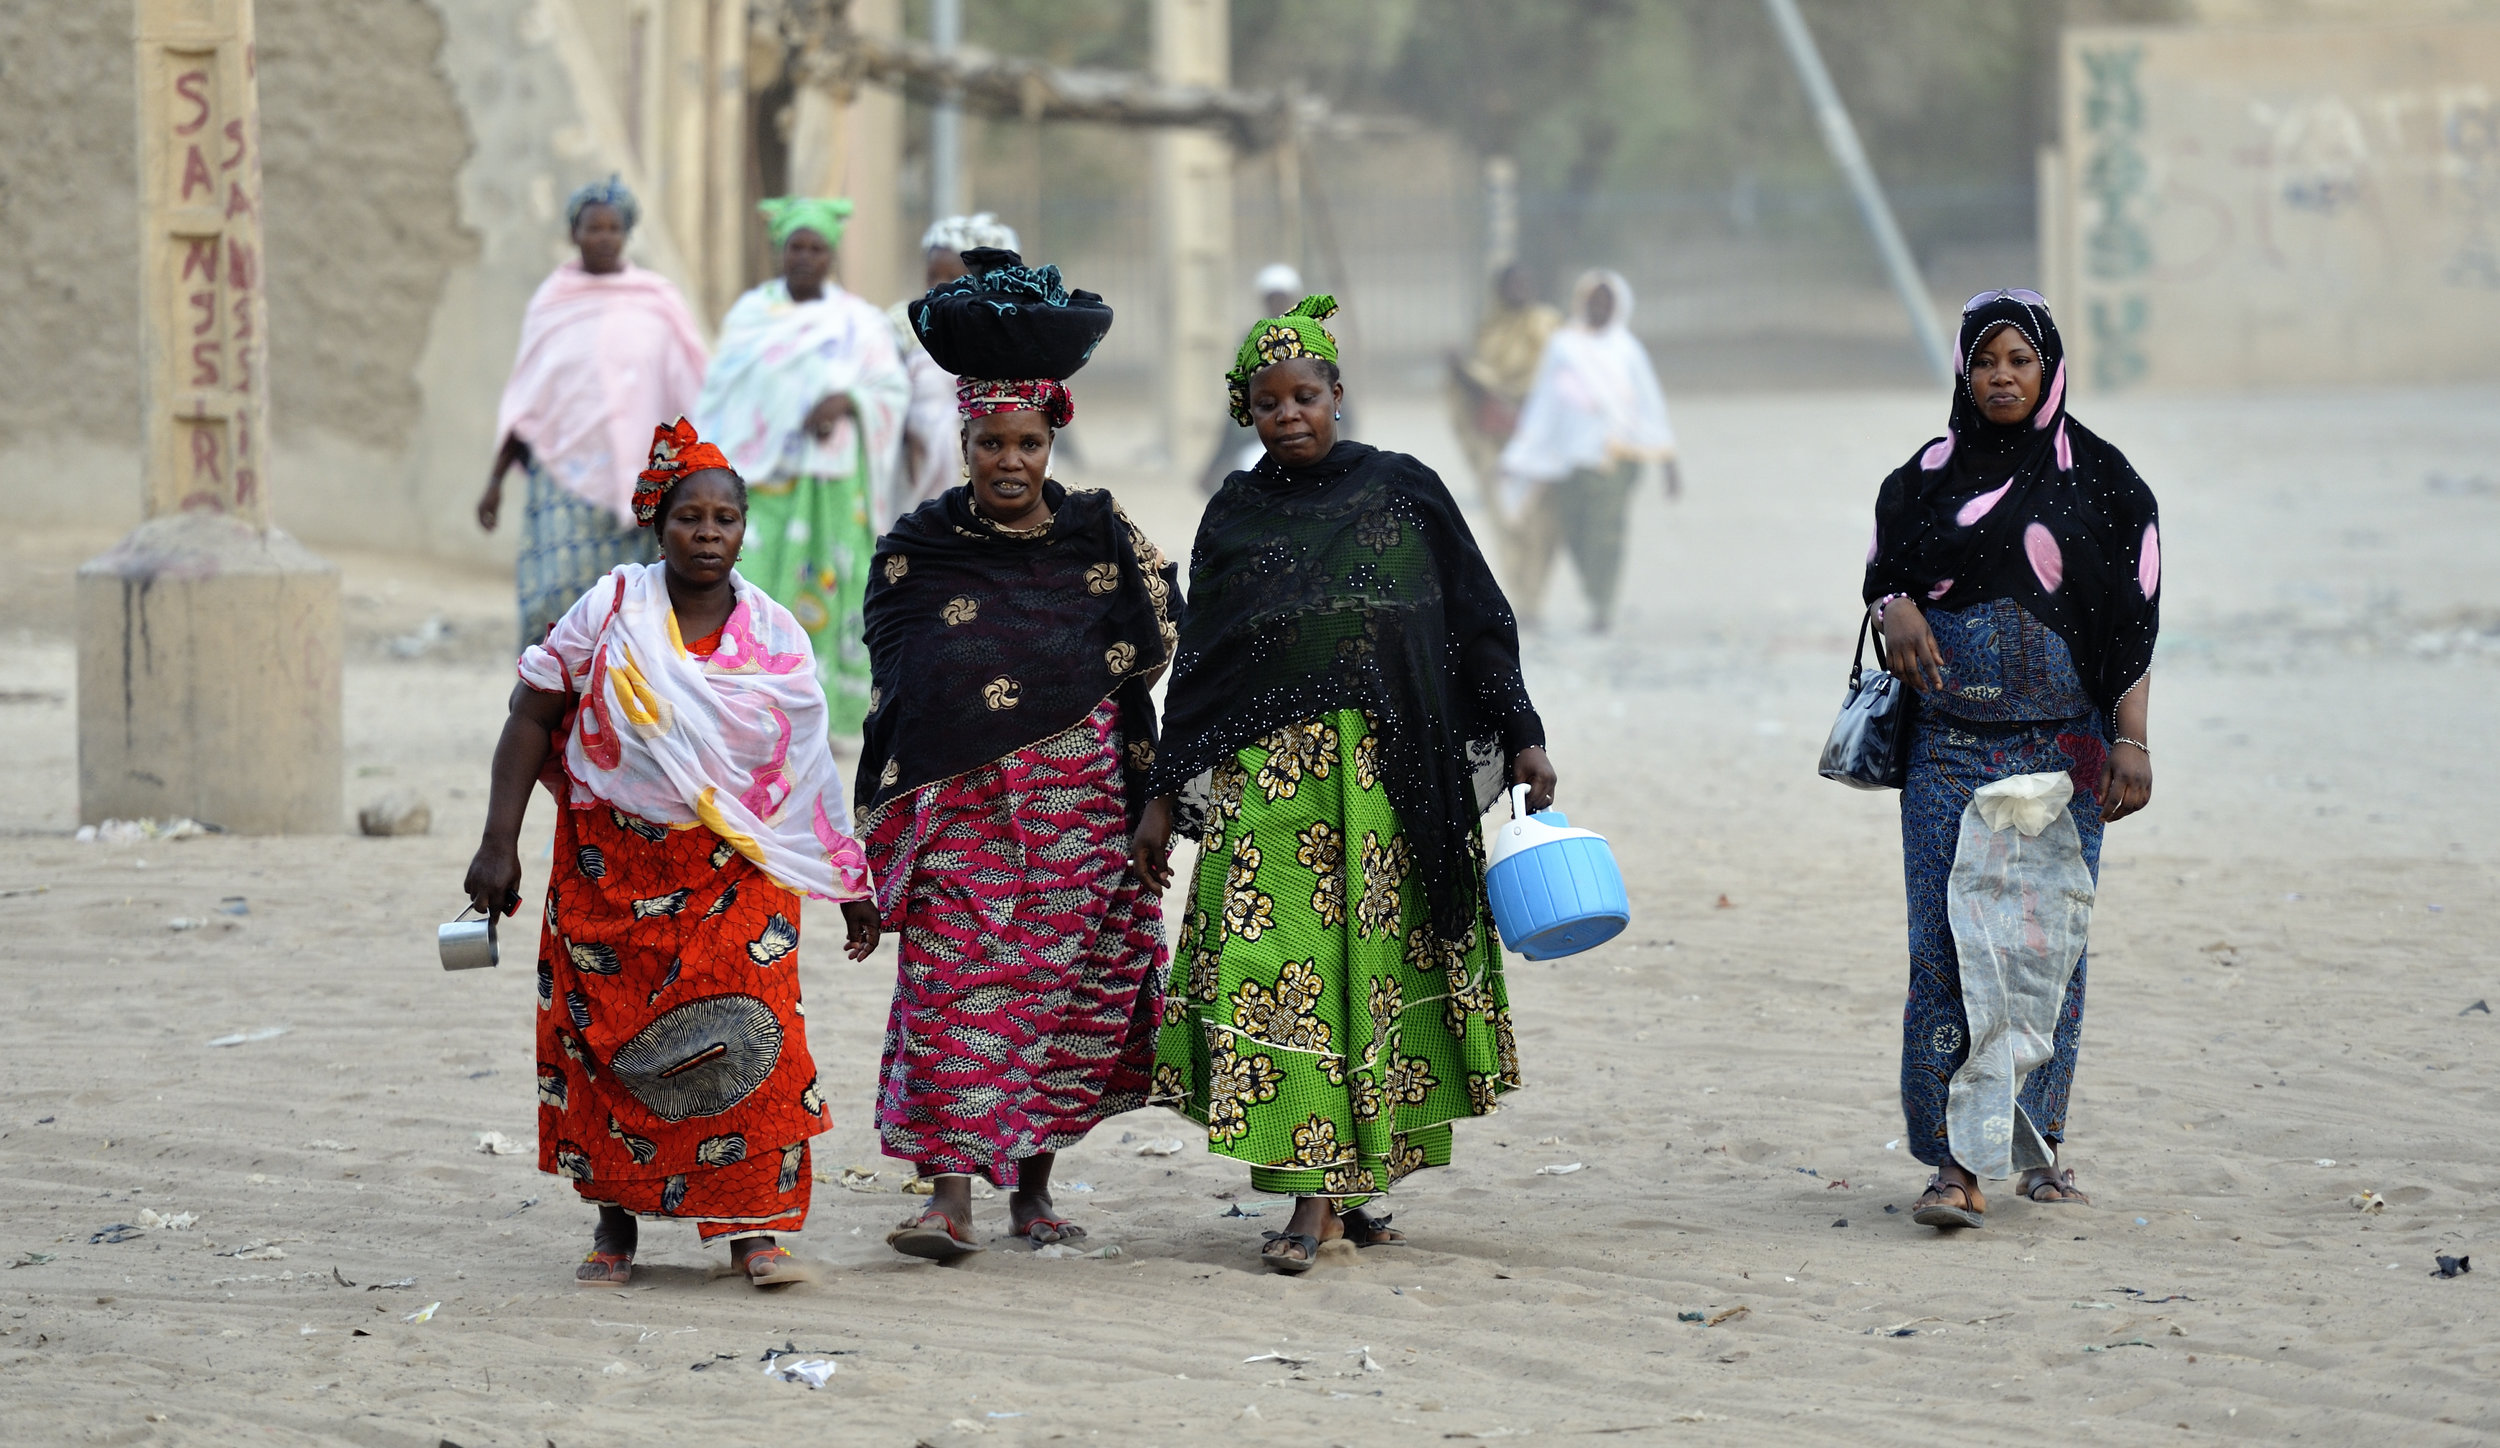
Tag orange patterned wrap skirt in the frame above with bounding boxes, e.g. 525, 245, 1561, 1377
535, 800, 826, 1240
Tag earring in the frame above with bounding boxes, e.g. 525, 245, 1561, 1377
1334, 412, 1342, 420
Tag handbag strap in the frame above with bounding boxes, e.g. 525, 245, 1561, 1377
1849, 608, 1872, 687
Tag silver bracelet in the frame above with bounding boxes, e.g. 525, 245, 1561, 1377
2110, 735, 2150, 754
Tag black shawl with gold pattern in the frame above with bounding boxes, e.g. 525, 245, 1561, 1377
855, 480, 1179, 827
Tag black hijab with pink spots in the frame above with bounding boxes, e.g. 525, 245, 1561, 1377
1863, 294, 2162, 728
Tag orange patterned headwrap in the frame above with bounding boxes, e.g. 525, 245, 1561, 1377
634, 416, 732, 526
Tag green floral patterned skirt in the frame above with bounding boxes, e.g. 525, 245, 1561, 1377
1152, 709, 1520, 1199
742, 472, 874, 737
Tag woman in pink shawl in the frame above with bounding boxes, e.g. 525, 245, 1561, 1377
482, 177, 710, 650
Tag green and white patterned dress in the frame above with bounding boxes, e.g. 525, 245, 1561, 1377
1153, 709, 1519, 1200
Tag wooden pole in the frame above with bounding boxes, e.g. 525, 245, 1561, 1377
1153, 0, 1233, 466
77, 0, 342, 834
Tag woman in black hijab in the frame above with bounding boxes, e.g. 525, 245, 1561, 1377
1134, 297, 1558, 1273
1865, 290, 2160, 1230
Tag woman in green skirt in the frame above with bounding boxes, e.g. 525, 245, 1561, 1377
694, 196, 909, 737
1134, 296, 1558, 1273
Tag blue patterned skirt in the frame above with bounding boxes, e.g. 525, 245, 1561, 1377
516, 461, 655, 651
1898, 707, 2106, 1171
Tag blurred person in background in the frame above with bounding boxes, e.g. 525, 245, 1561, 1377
1498, 269, 1678, 632
481, 176, 707, 650
1864, 291, 2160, 1230
1137, 295, 1557, 1274
695, 197, 909, 739
464, 418, 880, 1289
859, 251, 1179, 1260
887, 212, 1021, 525
1445, 262, 1562, 589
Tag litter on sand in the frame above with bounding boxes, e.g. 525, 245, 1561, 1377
302, 1140, 355, 1152
137, 1209, 198, 1231
2352, 1192, 2387, 1214
1705, 1306, 1749, 1327
762, 1357, 839, 1388
403, 1302, 440, 1323
1134, 1139, 1185, 1156
1032, 1243, 1122, 1260
1221, 1203, 1264, 1217
77, 817, 210, 845
1535, 1162, 1585, 1176
89, 1224, 144, 1244
208, 1027, 288, 1047
1062, 1181, 1094, 1193
9, 1253, 55, 1268
2433, 1255, 2472, 1279
474, 1131, 526, 1156
1676, 1312, 1706, 1323
366, 1277, 417, 1291
1242, 1351, 1309, 1367
218, 897, 250, 915
2315, 1159, 2337, 1167
2463, 1000, 2491, 1016
2083, 1339, 2155, 1352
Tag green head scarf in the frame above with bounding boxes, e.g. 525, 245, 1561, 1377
758, 195, 854, 249
1225, 293, 1339, 426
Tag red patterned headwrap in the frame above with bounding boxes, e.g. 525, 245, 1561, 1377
956, 377, 1074, 430
633, 416, 733, 527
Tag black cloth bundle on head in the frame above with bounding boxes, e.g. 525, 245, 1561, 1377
855, 481, 1179, 829
1864, 295, 2162, 727
1147, 441, 1544, 945
907, 247, 1114, 381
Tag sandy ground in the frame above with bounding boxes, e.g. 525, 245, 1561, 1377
0, 385, 2495, 1446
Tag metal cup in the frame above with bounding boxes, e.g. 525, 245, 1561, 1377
438, 905, 499, 971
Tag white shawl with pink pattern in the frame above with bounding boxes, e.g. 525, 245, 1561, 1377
518, 562, 871, 902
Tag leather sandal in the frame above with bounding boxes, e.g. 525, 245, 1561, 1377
1337, 1208, 1405, 1247
1911, 1174, 1986, 1229
1023, 1216, 1086, 1247
2020, 1166, 2091, 1205
1259, 1230, 1320, 1274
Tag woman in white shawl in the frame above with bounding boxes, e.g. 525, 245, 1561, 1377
886, 212, 1021, 526
1498, 269, 1679, 631
464, 417, 879, 1289
695, 196, 909, 737
482, 177, 709, 650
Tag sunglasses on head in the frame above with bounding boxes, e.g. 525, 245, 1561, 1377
1963, 288, 2048, 313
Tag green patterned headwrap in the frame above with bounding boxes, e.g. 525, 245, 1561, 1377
758, 195, 854, 248
1225, 294, 1340, 425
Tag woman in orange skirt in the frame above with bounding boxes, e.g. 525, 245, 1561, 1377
465, 417, 881, 1287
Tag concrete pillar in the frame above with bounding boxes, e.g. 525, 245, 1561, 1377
79, 0, 342, 834
1153, 0, 1234, 466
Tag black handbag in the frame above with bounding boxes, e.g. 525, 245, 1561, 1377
1818, 610, 1916, 790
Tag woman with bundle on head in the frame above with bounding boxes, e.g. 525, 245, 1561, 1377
859, 250, 1179, 1260
887, 212, 1021, 525
695, 196, 909, 737
481, 176, 708, 649
1865, 290, 2161, 1229
1136, 296, 1559, 1274
462, 418, 882, 1287
1498, 269, 1678, 631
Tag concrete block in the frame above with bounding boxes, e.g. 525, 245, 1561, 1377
76, 512, 343, 834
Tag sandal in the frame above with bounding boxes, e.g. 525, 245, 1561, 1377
2019, 1166, 2091, 1205
1259, 1230, 1320, 1275
1023, 1216, 1086, 1247
887, 1210, 983, 1262
1337, 1208, 1405, 1248
1911, 1174, 1986, 1229
741, 1245, 809, 1287
574, 1250, 633, 1286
